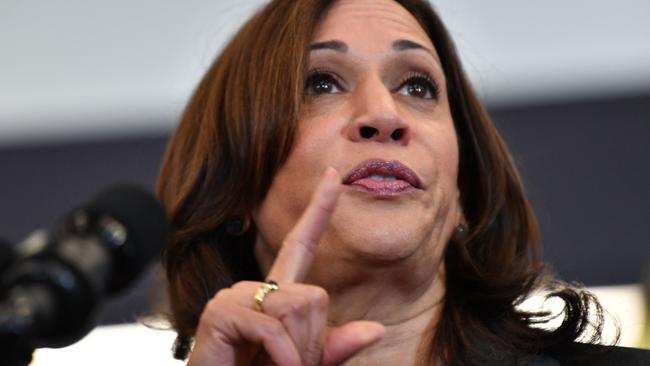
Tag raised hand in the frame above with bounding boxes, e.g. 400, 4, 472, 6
188, 167, 385, 366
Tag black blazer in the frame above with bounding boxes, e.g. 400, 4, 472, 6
520, 343, 650, 366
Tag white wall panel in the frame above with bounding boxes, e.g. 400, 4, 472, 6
1, 0, 649, 145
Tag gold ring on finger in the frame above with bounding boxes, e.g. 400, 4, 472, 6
254, 280, 280, 312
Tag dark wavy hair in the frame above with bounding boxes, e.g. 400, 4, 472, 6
156, 0, 607, 364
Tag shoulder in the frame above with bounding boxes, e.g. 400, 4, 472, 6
521, 343, 650, 366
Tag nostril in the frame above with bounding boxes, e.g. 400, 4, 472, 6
360, 126, 378, 139
391, 128, 404, 141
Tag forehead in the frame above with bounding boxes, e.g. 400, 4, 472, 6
312, 0, 434, 50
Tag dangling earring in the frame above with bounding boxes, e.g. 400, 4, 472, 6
225, 215, 250, 236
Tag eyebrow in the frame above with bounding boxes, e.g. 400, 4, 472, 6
309, 39, 435, 57
391, 39, 433, 55
310, 40, 348, 52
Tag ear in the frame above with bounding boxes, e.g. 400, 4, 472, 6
454, 188, 467, 225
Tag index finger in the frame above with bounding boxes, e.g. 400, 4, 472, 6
267, 167, 342, 283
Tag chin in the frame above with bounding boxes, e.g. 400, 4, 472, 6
324, 200, 436, 262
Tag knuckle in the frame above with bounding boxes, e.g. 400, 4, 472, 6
212, 287, 234, 303
231, 280, 256, 291
294, 237, 317, 255
306, 286, 329, 309
200, 296, 226, 323
205, 286, 243, 317
316, 200, 335, 214
284, 233, 313, 251
281, 297, 309, 318
281, 236, 295, 250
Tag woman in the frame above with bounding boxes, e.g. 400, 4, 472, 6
156, 0, 649, 365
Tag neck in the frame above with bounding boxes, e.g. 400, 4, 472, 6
254, 230, 448, 365
344, 308, 440, 366
310, 255, 446, 366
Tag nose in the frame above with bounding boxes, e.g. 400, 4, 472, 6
346, 77, 411, 145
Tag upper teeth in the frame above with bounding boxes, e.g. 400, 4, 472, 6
368, 174, 397, 181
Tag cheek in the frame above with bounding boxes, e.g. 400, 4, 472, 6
414, 120, 463, 227
254, 122, 337, 250
414, 117, 460, 188
282, 119, 343, 193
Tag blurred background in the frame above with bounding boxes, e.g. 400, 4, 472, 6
1, 0, 648, 330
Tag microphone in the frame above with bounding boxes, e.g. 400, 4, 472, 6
0, 185, 168, 354
0, 238, 16, 275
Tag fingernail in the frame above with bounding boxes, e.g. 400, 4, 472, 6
322, 167, 341, 190
325, 166, 342, 183
325, 166, 340, 181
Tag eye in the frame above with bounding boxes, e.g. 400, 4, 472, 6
305, 71, 342, 96
396, 73, 439, 100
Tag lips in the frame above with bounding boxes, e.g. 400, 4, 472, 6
342, 159, 423, 196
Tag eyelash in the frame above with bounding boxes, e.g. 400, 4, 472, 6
396, 71, 440, 100
304, 69, 440, 100
304, 68, 344, 95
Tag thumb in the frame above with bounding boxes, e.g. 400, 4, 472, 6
321, 321, 385, 366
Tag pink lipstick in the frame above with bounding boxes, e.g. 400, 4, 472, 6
342, 159, 422, 196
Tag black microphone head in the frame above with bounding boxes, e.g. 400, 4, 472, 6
67, 184, 169, 294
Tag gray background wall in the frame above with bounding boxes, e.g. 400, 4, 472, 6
1, 1, 648, 324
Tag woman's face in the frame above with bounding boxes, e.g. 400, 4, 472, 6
255, 0, 464, 279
